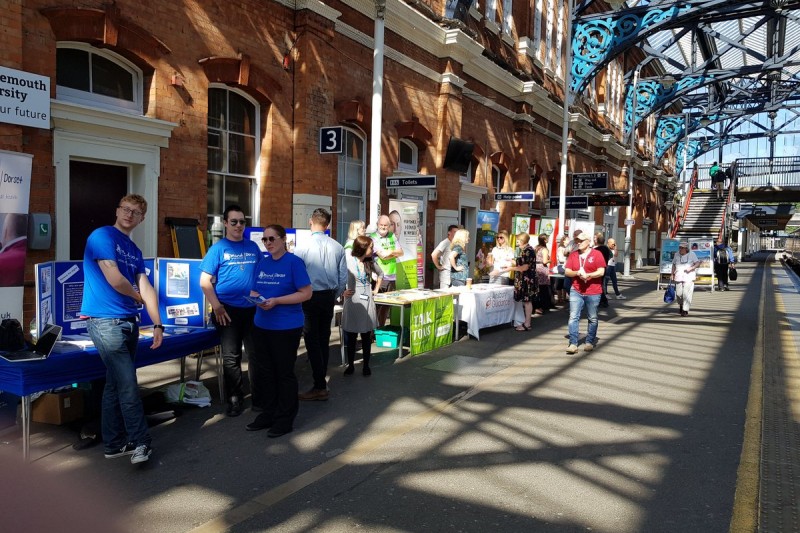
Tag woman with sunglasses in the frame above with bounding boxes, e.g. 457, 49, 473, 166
341, 235, 383, 376
245, 225, 312, 437
488, 230, 514, 285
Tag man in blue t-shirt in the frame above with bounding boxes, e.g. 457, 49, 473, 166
199, 205, 262, 417
80, 194, 163, 466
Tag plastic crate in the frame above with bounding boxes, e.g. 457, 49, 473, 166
375, 326, 402, 348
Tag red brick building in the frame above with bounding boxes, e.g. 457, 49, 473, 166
1, 0, 675, 320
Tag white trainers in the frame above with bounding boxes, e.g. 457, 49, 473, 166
130, 444, 152, 464
584, 343, 594, 352
616, 294, 626, 300
566, 344, 578, 354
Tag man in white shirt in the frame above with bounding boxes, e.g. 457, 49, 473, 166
431, 225, 458, 289
671, 242, 701, 317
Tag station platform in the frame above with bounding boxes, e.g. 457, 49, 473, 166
1, 251, 796, 532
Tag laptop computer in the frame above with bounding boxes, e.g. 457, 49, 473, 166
0, 324, 63, 362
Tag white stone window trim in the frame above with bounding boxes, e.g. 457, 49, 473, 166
55, 42, 143, 115
398, 138, 419, 172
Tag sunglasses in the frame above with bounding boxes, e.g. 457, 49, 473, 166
262, 236, 281, 243
227, 219, 246, 226
497, 236, 505, 240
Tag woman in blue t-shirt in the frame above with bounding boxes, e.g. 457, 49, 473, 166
245, 224, 312, 437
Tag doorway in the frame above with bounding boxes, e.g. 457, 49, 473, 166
69, 161, 128, 259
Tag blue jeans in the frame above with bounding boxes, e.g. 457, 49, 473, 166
87, 317, 150, 451
604, 265, 620, 296
568, 292, 601, 346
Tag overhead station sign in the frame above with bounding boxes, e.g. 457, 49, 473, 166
386, 175, 437, 188
0, 66, 50, 129
549, 196, 589, 209
572, 172, 609, 191
495, 192, 535, 201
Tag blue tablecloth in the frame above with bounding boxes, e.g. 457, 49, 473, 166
0, 329, 220, 397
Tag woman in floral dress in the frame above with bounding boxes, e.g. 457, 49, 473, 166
501, 232, 537, 331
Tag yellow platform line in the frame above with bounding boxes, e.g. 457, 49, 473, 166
729, 260, 767, 532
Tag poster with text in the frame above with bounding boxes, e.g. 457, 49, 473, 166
475, 210, 500, 281
510, 215, 532, 254
0, 150, 33, 323
536, 218, 558, 267
409, 295, 453, 355
689, 238, 714, 275
389, 200, 421, 289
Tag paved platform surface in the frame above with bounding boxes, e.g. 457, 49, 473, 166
0, 252, 795, 532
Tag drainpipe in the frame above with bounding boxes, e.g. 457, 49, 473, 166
369, 0, 386, 227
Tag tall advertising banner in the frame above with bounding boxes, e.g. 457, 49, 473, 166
475, 210, 500, 281
510, 214, 532, 253
536, 218, 557, 267
0, 150, 33, 323
389, 200, 421, 289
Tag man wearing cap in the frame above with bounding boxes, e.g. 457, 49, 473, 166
564, 232, 606, 353
672, 242, 701, 316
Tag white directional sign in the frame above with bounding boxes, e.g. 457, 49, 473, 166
495, 192, 535, 201
572, 172, 609, 191
624, 218, 635, 225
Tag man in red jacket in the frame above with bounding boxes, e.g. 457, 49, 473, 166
564, 232, 606, 354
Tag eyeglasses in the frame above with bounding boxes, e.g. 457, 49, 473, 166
262, 236, 280, 243
497, 237, 505, 240
227, 219, 246, 226
118, 206, 143, 218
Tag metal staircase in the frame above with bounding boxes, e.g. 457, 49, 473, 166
674, 189, 728, 241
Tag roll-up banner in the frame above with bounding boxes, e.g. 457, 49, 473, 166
389, 200, 421, 289
0, 150, 33, 323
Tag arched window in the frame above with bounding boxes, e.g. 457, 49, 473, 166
207, 86, 260, 229
398, 138, 419, 172
492, 165, 504, 194
337, 128, 366, 244
56, 42, 143, 114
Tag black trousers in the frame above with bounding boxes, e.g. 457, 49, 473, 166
714, 263, 729, 288
212, 304, 257, 405
250, 326, 302, 432
344, 331, 372, 367
302, 290, 336, 390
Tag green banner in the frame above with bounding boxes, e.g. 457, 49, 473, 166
409, 295, 453, 355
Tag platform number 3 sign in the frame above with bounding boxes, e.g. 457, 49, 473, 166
319, 126, 343, 154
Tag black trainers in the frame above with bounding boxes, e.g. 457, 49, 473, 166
226, 396, 243, 417
130, 444, 152, 464
104, 443, 136, 459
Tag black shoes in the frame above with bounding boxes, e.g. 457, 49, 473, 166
267, 427, 292, 438
246, 413, 273, 431
362, 366, 372, 377
344, 364, 354, 376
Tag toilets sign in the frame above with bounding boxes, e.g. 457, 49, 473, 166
0, 66, 50, 129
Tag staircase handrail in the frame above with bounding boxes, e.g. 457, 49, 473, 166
718, 160, 738, 241
670, 165, 698, 238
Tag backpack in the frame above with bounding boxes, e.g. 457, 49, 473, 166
715, 246, 729, 265
0, 318, 26, 351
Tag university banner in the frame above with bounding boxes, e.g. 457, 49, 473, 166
475, 210, 499, 281
0, 149, 33, 323
409, 295, 453, 355
389, 200, 421, 290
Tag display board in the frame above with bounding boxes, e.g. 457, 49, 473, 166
0, 150, 33, 324
389, 199, 422, 290
34, 258, 166, 337
155, 258, 206, 328
475, 210, 500, 282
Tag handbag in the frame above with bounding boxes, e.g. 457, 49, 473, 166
728, 267, 738, 281
663, 282, 676, 304
0, 318, 26, 351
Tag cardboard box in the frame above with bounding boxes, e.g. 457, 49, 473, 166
31, 390, 84, 425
